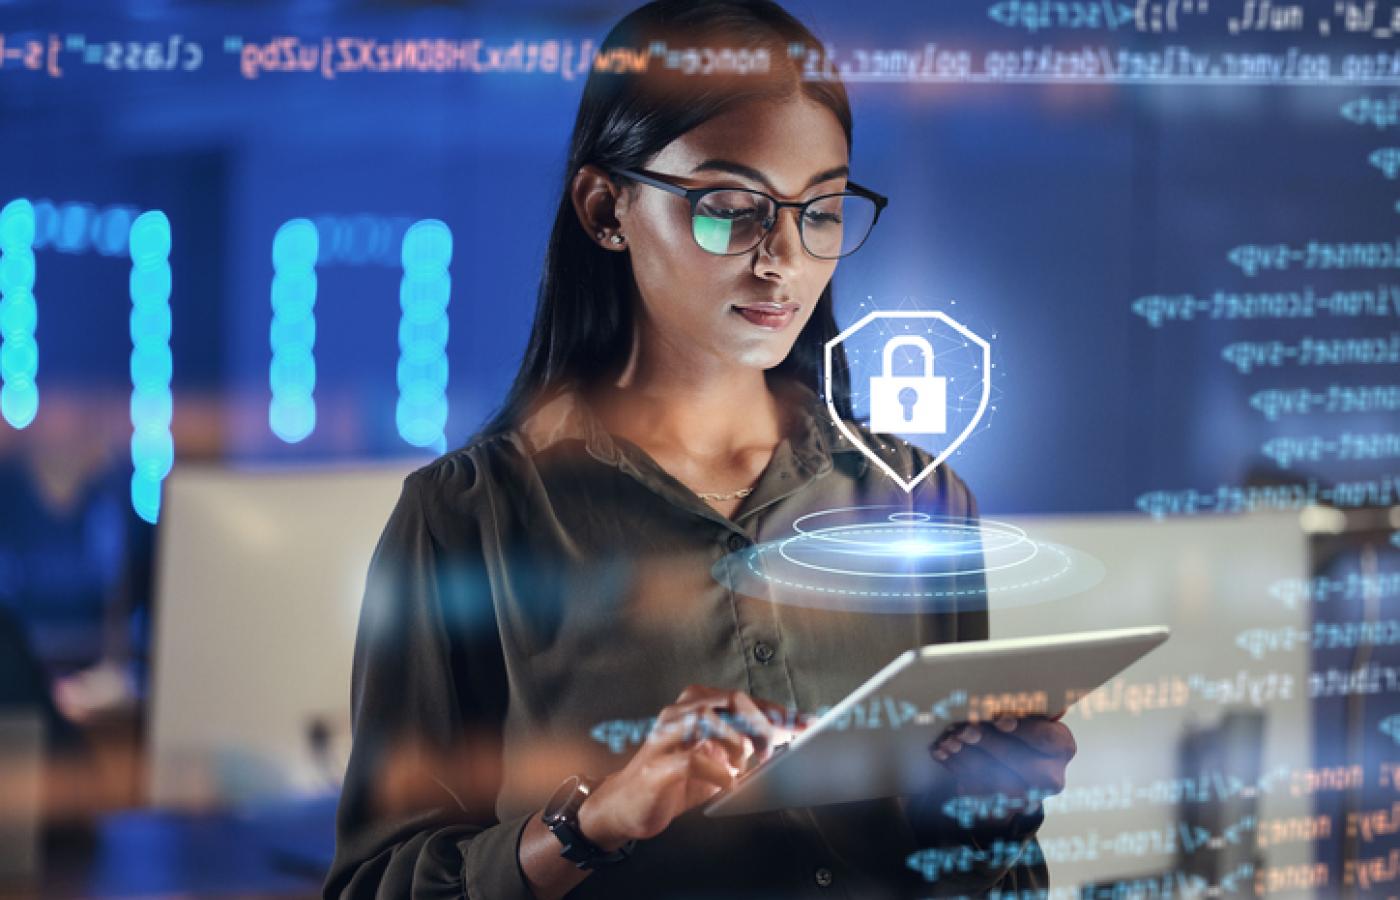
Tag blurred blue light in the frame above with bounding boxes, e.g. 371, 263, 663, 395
57, 202, 93, 253
129, 386, 173, 429
269, 219, 318, 444
0, 334, 38, 379
0, 381, 37, 429
0, 199, 38, 429
130, 264, 173, 302
270, 395, 316, 444
396, 220, 451, 450
131, 427, 175, 480
31, 200, 136, 258
131, 473, 162, 526
129, 209, 173, 264
129, 343, 173, 390
0, 292, 37, 335
129, 210, 173, 524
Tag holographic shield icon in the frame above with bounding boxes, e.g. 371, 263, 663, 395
824, 310, 991, 493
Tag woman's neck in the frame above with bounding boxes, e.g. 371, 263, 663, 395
591, 361, 786, 464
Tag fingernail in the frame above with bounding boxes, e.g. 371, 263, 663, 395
944, 738, 963, 754
994, 717, 1018, 733
958, 725, 982, 744
933, 749, 949, 762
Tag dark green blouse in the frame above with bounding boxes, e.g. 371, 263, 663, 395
323, 381, 1048, 899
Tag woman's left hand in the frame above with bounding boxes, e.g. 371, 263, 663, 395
928, 715, 1077, 827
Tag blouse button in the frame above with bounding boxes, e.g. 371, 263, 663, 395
727, 533, 750, 553
814, 867, 834, 888
754, 642, 775, 664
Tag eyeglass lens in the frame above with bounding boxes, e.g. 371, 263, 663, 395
690, 190, 878, 259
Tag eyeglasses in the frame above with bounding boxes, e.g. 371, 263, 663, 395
606, 167, 888, 260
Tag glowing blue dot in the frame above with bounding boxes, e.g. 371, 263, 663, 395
272, 219, 319, 269
131, 428, 174, 480
130, 265, 173, 303
400, 220, 452, 269
400, 280, 451, 320
0, 249, 35, 289
397, 353, 449, 394
396, 395, 449, 447
30, 201, 56, 250
131, 473, 162, 525
130, 303, 173, 343
96, 207, 135, 257
270, 395, 316, 443
0, 334, 38, 380
397, 315, 449, 357
0, 382, 37, 429
270, 312, 315, 350
57, 202, 94, 253
0, 293, 36, 336
129, 211, 172, 263
270, 274, 316, 319
0, 199, 36, 246
270, 345, 316, 393
130, 343, 173, 389
129, 387, 173, 429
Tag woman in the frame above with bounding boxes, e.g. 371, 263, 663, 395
324, 1, 1075, 897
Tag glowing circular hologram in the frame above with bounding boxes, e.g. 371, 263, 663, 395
791, 507, 1029, 555
713, 506, 1105, 613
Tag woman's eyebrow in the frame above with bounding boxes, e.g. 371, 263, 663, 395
690, 159, 849, 193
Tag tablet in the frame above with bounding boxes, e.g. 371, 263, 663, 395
703, 625, 1170, 817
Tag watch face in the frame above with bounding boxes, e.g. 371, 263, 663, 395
543, 775, 582, 824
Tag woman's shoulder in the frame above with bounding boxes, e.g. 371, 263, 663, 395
397, 430, 525, 519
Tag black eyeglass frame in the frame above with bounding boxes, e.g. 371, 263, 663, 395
605, 166, 889, 260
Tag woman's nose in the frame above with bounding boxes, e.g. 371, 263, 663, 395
755, 207, 804, 271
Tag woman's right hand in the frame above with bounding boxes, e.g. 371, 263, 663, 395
577, 685, 802, 850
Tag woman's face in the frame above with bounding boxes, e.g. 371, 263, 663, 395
615, 95, 849, 375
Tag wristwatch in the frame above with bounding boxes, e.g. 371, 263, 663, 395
541, 775, 636, 869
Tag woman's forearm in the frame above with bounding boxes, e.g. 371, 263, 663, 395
518, 810, 592, 899
519, 788, 634, 899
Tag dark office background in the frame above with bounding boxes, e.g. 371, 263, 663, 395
1, 0, 1397, 894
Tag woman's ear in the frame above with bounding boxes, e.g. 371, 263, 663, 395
571, 164, 629, 251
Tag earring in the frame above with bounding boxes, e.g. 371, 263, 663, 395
610, 234, 624, 245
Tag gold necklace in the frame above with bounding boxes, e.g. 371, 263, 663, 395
696, 486, 755, 501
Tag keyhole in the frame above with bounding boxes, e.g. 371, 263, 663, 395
898, 386, 918, 421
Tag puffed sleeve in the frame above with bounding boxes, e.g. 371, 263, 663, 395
901, 468, 1052, 897
322, 456, 536, 900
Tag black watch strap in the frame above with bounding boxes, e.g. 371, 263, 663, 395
541, 775, 636, 870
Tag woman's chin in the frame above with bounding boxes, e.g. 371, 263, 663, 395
729, 346, 798, 373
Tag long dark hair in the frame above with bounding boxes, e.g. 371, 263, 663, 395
482, 0, 855, 438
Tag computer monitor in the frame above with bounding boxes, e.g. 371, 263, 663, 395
988, 511, 1313, 891
147, 461, 417, 808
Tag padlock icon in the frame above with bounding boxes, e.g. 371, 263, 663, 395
869, 336, 947, 435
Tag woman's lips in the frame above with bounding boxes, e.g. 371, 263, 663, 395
731, 303, 798, 330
